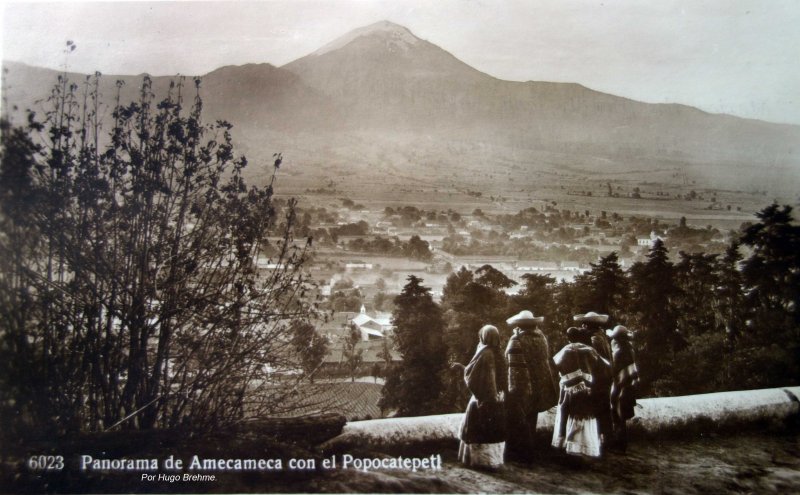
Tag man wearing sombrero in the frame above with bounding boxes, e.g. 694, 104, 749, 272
504, 310, 559, 462
573, 311, 613, 447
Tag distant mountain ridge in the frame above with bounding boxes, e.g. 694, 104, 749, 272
282, 21, 799, 165
3, 21, 799, 192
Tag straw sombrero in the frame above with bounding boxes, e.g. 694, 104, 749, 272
506, 310, 544, 327
573, 311, 609, 324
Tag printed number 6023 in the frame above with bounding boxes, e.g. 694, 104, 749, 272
27, 455, 64, 471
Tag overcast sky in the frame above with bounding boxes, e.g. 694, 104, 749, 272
2, 0, 799, 125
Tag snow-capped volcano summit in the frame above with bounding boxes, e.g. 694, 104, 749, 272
312, 20, 422, 56
284, 19, 489, 127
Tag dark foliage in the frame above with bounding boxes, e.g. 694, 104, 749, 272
0, 71, 318, 438
380, 275, 448, 416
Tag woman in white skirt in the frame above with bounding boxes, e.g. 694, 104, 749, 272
551, 327, 610, 458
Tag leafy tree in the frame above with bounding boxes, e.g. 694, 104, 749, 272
659, 331, 729, 395
332, 278, 355, 291
551, 273, 600, 351
328, 278, 362, 311
290, 321, 329, 383
328, 288, 363, 312
379, 276, 448, 416
404, 235, 433, 261
474, 264, 516, 290
439, 266, 512, 410
0, 118, 46, 438
442, 266, 473, 301
341, 323, 364, 383
512, 274, 557, 315
0, 71, 317, 435
373, 291, 388, 311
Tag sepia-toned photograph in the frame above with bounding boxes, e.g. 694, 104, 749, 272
1, 1, 798, 493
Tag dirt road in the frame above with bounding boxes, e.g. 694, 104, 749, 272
321, 431, 800, 494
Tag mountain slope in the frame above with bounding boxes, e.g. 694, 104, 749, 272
283, 21, 492, 128
281, 21, 799, 168
201, 63, 339, 131
3, 21, 799, 193
1, 60, 332, 133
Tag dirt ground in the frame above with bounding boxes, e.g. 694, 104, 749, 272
319, 430, 800, 494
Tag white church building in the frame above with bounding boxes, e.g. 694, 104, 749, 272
351, 305, 393, 341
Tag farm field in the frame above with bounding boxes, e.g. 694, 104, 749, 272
255, 131, 795, 234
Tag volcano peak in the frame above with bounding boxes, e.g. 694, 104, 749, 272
312, 20, 421, 56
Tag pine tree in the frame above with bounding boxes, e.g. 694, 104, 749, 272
674, 251, 721, 337
628, 239, 680, 395
379, 275, 448, 416
740, 204, 800, 339
715, 242, 746, 340
583, 252, 629, 322
664, 251, 730, 395
736, 204, 800, 387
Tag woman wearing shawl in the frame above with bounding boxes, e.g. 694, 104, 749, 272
606, 325, 640, 452
551, 327, 610, 458
458, 325, 507, 469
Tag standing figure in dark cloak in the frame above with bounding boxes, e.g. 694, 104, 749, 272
459, 325, 507, 469
606, 325, 640, 452
551, 327, 610, 458
574, 311, 613, 446
504, 310, 559, 462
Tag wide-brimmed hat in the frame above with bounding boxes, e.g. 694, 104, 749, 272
506, 310, 544, 327
606, 325, 634, 339
573, 311, 609, 324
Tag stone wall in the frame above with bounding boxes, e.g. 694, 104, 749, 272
322, 386, 800, 451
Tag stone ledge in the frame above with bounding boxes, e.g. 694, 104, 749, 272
322, 386, 800, 451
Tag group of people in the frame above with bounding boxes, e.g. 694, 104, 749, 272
457, 310, 640, 470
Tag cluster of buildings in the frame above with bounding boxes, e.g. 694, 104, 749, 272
317, 306, 400, 374
298, 205, 733, 378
